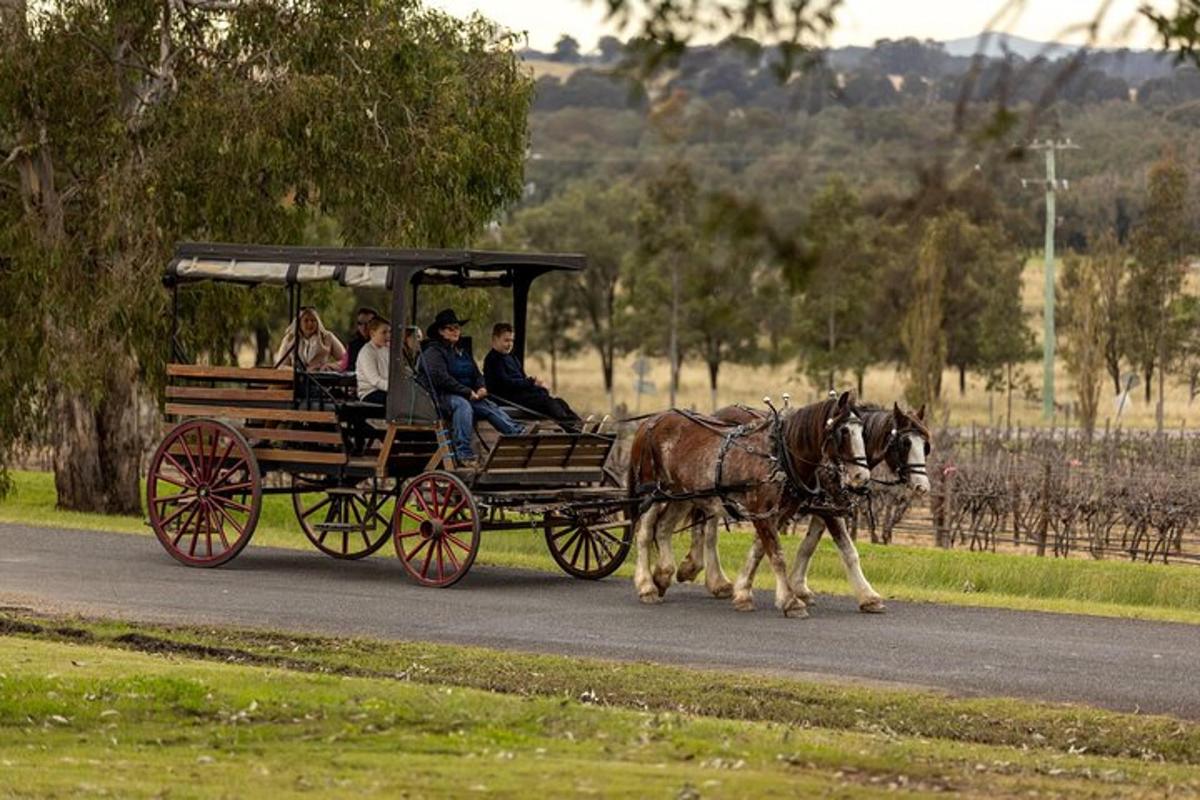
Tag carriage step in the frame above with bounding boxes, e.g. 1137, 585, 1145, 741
313, 523, 375, 532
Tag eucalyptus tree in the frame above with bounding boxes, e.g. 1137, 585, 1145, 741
0, 0, 532, 510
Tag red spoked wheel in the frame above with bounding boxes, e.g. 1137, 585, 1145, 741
146, 419, 261, 567
393, 471, 480, 587
544, 512, 632, 580
292, 475, 396, 560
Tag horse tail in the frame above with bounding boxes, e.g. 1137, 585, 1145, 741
628, 416, 663, 515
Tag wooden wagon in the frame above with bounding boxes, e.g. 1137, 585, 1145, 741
146, 243, 631, 586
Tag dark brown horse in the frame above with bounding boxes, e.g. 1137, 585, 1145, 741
680, 402, 931, 612
628, 391, 869, 617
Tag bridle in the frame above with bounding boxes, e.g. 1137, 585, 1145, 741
882, 425, 930, 482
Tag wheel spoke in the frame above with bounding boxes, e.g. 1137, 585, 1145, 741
153, 470, 192, 490
556, 528, 583, 560
412, 480, 434, 516
443, 520, 476, 532
437, 482, 455, 518
405, 536, 432, 563
435, 538, 446, 581
209, 458, 248, 492
442, 538, 461, 571
301, 495, 334, 520
171, 503, 201, 547
399, 504, 427, 524
569, 529, 587, 567
212, 493, 252, 514
158, 497, 198, 531
209, 497, 244, 545
153, 491, 196, 507
442, 495, 468, 523
550, 524, 580, 543
443, 532, 472, 553
160, 453, 198, 487
420, 540, 435, 578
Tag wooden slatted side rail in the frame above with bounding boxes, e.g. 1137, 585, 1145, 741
165, 403, 335, 424
480, 434, 614, 473
167, 363, 294, 383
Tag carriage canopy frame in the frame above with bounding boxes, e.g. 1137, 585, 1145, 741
165, 241, 587, 425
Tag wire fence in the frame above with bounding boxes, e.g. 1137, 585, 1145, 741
850, 426, 1200, 565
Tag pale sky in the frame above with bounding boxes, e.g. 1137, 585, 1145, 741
427, 0, 1168, 52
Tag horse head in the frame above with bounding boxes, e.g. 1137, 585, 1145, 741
823, 390, 871, 489
885, 402, 931, 495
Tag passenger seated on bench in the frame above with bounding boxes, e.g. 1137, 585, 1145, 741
355, 317, 390, 404
402, 325, 423, 369
421, 308, 521, 468
274, 307, 346, 371
484, 322, 582, 432
341, 306, 378, 371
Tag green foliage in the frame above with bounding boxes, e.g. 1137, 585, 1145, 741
0, 1, 532, 504
901, 213, 952, 407
1059, 251, 1106, 433
1127, 152, 1192, 409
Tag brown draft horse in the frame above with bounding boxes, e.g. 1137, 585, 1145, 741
628, 390, 870, 617
678, 402, 931, 613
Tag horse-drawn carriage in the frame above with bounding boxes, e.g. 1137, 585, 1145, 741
147, 242, 631, 586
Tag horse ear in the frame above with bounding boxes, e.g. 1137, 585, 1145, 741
837, 390, 853, 410
893, 402, 905, 422
916, 404, 926, 421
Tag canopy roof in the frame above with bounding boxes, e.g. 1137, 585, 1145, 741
165, 242, 586, 289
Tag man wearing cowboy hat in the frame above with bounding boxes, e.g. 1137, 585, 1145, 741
419, 308, 522, 468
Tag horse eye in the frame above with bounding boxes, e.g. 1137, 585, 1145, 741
923, 442, 931, 456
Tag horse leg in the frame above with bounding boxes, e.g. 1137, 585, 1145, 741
757, 520, 807, 618
633, 503, 663, 604
676, 508, 705, 584
731, 535, 763, 612
826, 515, 885, 613
652, 503, 685, 597
701, 511, 734, 599
788, 516, 824, 605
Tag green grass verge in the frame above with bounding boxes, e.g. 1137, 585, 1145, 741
4, 469, 1200, 625
2, 611, 1199, 798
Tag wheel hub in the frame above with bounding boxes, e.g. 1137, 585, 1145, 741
419, 519, 443, 539
198, 485, 210, 498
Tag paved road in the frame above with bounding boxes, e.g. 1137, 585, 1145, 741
2, 523, 1198, 719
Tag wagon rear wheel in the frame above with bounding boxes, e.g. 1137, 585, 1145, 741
393, 471, 480, 587
147, 419, 261, 567
292, 475, 396, 560
544, 514, 632, 579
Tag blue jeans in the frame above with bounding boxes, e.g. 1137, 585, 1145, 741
446, 394, 522, 460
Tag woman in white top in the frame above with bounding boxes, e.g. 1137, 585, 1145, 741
356, 317, 391, 403
274, 307, 346, 371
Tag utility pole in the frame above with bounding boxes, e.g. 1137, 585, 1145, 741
1025, 138, 1079, 423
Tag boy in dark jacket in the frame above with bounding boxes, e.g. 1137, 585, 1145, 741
420, 309, 522, 468
483, 323, 582, 431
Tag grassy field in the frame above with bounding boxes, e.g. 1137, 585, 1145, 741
4, 470, 1200, 625
2, 610, 1199, 798
542, 257, 1200, 431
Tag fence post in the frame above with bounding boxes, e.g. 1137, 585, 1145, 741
1036, 460, 1051, 557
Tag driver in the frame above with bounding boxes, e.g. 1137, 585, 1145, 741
420, 309, 521, 469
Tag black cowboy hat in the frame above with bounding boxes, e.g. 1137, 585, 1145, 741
431, 308, 470, 329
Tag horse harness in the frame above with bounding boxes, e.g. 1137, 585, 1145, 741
643, 406, 867, 523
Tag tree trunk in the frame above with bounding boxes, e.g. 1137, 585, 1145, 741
1144, 366, 1153, 404
598, 342, 615, 414
1156, 354, 1165, 435
856, 368, 864, 399
550, 340, 558, 394
708, 359, 719, 412
1005, 362, 1013, 432
668, 258, 679, 409
959, 365, 966, 396
254, 324, 271, 366
51, 359, 145, 515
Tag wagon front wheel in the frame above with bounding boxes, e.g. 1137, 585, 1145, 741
146, 419, 261, 567
393, 471, 480, 587
544, 514, 632, 580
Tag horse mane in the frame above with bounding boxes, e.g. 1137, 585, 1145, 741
779, 395, 840, 475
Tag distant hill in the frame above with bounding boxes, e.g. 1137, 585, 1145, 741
942, 32, 1080, 60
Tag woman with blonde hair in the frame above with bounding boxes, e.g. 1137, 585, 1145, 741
274, 306, 346, 371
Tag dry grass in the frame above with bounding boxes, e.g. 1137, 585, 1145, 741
539, 257, 1200, 429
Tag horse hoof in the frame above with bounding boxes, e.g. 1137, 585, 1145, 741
732, 595, 755, 612
652, 569, 674, 596
783, 604, 810, 619
639, 591, 664, 605
676, 560, 701, 583
709, 582, 734, 599
859, 598, 887, 614
798, 591, 817, 605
